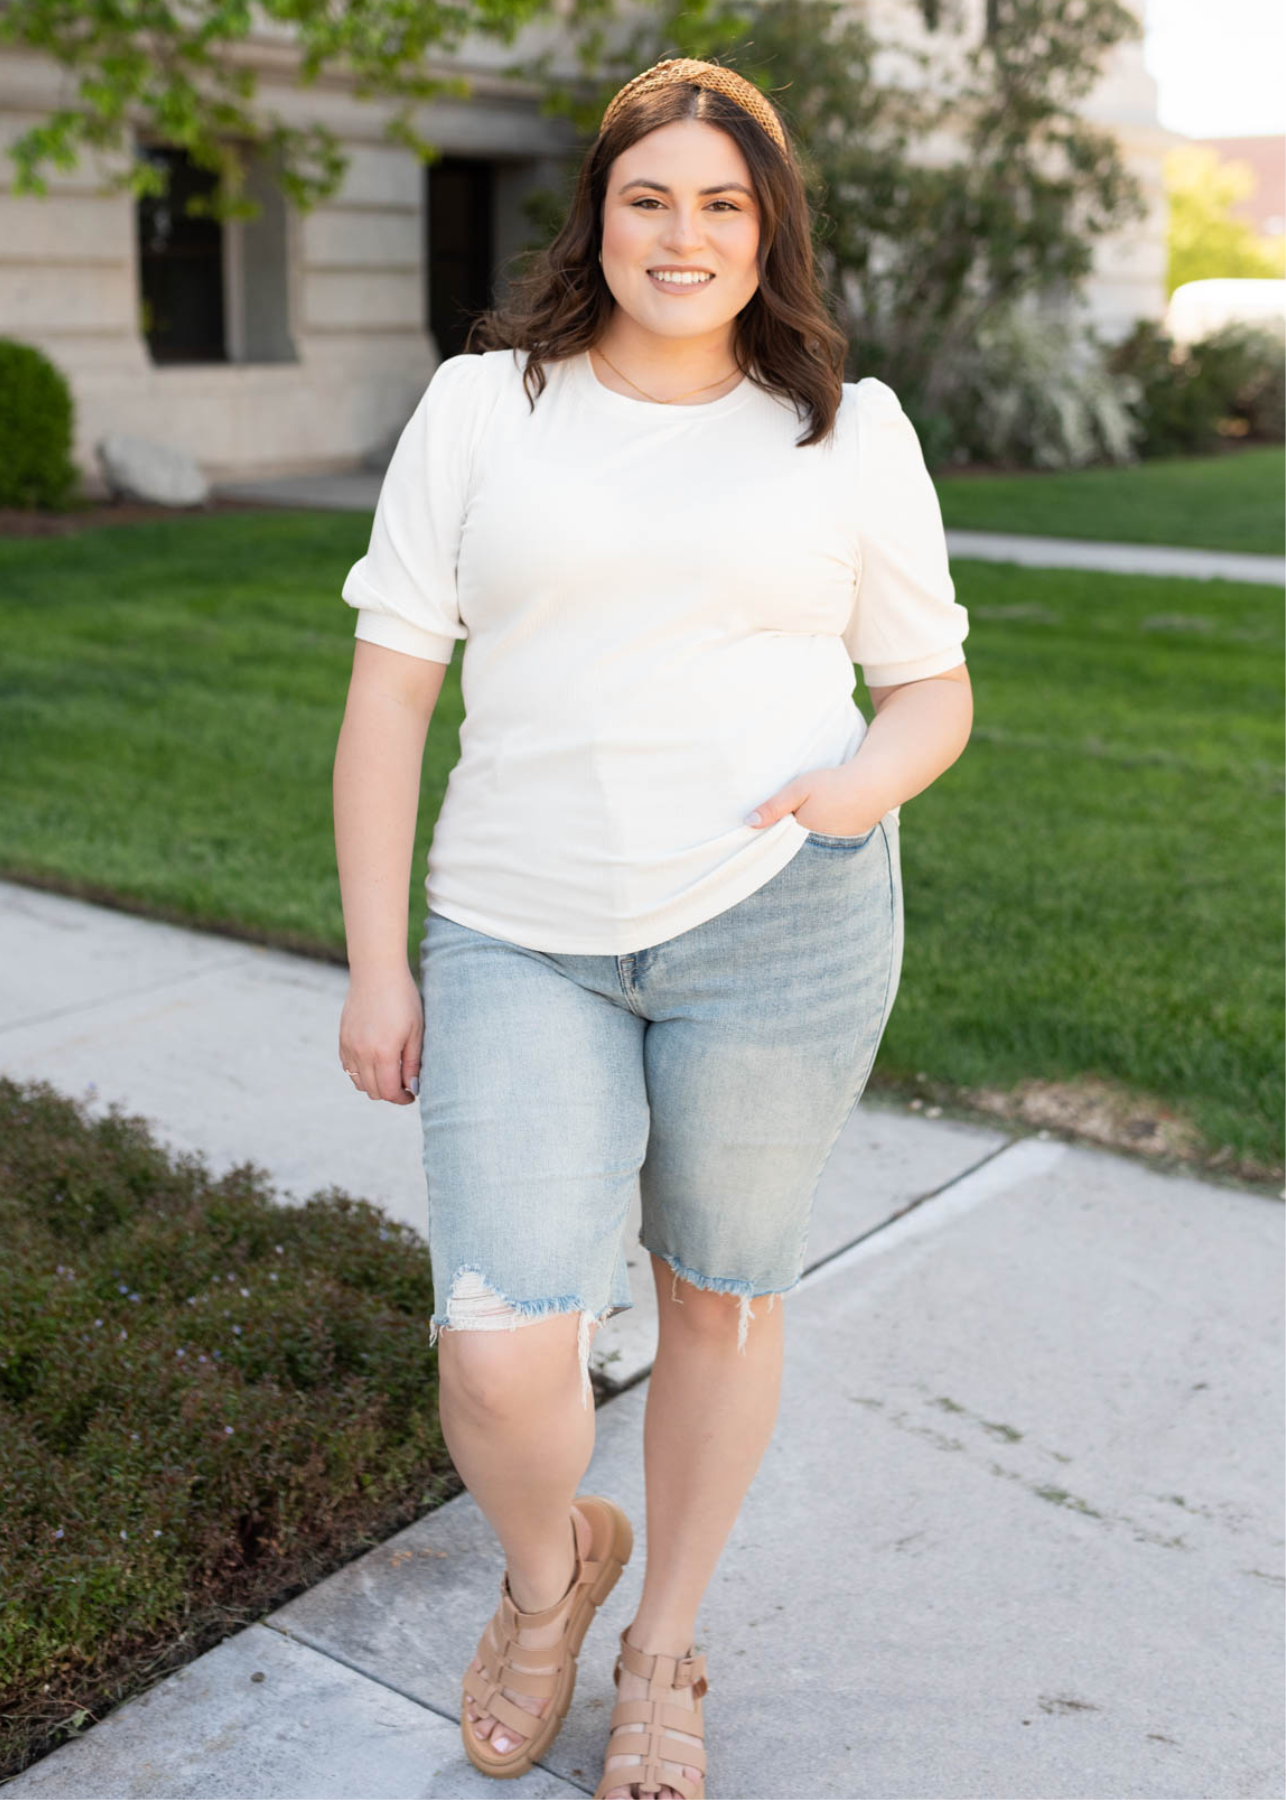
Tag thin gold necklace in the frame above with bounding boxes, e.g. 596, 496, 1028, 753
592, 345, 742, 405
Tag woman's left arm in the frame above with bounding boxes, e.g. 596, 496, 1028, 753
748, 376, 974, 837
744, 664, 973, 834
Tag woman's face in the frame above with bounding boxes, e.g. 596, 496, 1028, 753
599, 119, 762, 341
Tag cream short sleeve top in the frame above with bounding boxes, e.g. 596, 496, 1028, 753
341, 347, 969, 954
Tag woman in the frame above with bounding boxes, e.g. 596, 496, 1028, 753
333, 56, 973, 1800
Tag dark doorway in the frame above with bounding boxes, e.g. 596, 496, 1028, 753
136, 146, 227, 364
427, 158, 496, 359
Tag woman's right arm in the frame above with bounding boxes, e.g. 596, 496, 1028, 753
334, 638, 450, 1104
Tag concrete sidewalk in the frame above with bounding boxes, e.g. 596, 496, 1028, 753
943, 529, 1284, 586
214, 471, 1286, 586
3, 878, 1282, 1798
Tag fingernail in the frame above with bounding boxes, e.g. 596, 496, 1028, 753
407, 1076, 420, 1097
744, 811, 761, 826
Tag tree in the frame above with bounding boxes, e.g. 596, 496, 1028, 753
0, 0, 555, 218
3, 0, 1152, 408
506, 0, 1149, 410
1165, 145, 1286, 294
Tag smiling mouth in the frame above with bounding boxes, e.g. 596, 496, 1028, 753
647, 269, 715, 285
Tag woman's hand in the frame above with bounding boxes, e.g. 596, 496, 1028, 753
339, 964, 423, 1104
744, 765, 882, 837
746, 669, 973, 836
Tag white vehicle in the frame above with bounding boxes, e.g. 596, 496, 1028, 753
1165, 277, 1286, 344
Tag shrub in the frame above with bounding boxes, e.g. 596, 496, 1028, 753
1107, 316, 1286, 457
925, 309, 1144, 472
0, 338, 79, 509
1226, 319, 1286, 441
0, 1075, 456, 1780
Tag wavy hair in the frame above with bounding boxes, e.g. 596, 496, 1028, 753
465, 72, 850, 447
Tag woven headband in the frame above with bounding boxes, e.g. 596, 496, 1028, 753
598, 57, 787, 155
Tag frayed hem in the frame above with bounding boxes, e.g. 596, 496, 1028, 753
644, 1245, 799, 1352
428, 1266, 616, 1410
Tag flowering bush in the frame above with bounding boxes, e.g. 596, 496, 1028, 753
925, 308, 1145, 471
0, 1075, 456, 1779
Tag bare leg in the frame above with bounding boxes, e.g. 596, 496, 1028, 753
598, 1254, 785, 1800
441, 1312, 596, 1754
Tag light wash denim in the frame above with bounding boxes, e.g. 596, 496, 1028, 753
417, 811, 904, 1407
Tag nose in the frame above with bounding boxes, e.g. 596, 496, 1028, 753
659, 209, 707, 254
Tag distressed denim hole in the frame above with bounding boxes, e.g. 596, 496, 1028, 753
429, 1270, 601, 1411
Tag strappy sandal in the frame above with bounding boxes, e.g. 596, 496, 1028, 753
592, 1625, 709, 1800
461, 1493, 633, 1780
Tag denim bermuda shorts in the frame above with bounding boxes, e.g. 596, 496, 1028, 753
417, 812, 904, 1407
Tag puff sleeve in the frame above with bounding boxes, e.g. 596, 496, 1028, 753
842, 377, 970, 687
340, 354, 482, 664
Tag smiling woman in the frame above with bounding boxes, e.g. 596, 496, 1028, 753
332, 54, 972, 1800
590, 141, 763, 404
465, 56, 848, 438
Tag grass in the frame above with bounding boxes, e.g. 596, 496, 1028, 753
936, 444, 1285, 555
902, 560, 1282, 1175
0, 512, 393, 961
0, 511, 1281, 1174
0, 1073, 459, 1780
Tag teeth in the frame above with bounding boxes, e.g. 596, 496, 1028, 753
650, 270, 713, 285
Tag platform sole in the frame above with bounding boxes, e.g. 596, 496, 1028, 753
462, 1494, 634, 1779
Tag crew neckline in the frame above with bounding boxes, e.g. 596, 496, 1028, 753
574, 347, 756, 421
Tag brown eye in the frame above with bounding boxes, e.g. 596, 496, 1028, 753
629, 199, 739, 211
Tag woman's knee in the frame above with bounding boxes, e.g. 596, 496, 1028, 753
436, 1303, 586, 1417
652, 1258, 779, 1347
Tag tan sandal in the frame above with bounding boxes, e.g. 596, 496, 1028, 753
461, 1493, 633, 1779
592, 1625, 709, 1800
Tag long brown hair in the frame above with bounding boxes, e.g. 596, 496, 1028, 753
465, 72, 850, 448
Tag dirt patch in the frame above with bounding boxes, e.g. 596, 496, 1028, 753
899, 1070, 1282, 1191
0, 497, 280, 537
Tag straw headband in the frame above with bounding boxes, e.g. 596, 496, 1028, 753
598, 57, 788, 155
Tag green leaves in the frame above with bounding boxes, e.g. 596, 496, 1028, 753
1, 0, 551, 217
1, 1074, 454, 1776
517, 0, 1146, 418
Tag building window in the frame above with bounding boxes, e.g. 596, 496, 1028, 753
137, 146, 226, 363
226, 148, 297, 364
920, 0, 942, 27
136, 142, 297, 366
427, 157, 496, 361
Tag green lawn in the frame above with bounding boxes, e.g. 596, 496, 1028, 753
936, 444, 1285, 555
1, 513, 1281, 1172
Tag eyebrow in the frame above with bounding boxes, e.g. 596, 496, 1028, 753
618, 178, 755, 198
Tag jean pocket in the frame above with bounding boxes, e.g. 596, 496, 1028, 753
799, 813, 882, 846
804, 824, 881, 850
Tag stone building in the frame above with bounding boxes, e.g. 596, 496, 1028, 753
0, 2, 1176, 487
